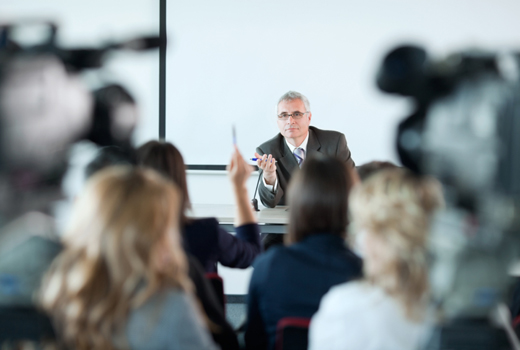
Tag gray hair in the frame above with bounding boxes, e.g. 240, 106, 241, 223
277, 91, 311, 112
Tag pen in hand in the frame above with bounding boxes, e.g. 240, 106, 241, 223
250, 158, 277, 163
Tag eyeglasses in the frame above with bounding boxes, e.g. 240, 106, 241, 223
277, 111, 309, 120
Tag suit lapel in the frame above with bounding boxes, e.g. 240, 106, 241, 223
307, 127, 321, 156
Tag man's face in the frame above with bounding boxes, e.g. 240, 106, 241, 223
277, 98, 311, 143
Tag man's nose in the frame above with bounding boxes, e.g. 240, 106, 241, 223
287, 115, 296, 123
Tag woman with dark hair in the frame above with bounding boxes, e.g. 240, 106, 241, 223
244, 154, 363, 350
137, 141, 261, 273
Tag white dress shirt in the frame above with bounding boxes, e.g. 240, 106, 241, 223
309, 281, 431, 350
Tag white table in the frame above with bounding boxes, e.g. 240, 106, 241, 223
189, 204, 289, 233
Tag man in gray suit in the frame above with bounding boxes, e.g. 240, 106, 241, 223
254, 91, 355, 208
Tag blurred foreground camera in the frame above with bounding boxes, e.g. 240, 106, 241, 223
0, 21, 159, 218
378, 45, 520, 349
0, 22, 159, 308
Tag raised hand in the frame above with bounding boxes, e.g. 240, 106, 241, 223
228, 145, 254, 189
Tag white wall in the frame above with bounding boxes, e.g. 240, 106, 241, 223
187, 170, 262, 205
166, 0, 520, 168
173, 0, 520, 219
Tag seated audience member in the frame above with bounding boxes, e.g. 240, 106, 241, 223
137, 141, 261, 273
84, 145, 240, 349
356, 160, 398, 181
309, 168, 443, 350
244, 154, 363, 350
40, 167, 218, 350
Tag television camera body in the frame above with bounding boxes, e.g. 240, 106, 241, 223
0, 21, 159, 305
377, 45, 520, 349
0, 21, 159, 220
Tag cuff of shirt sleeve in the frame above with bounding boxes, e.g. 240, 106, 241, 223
262, 176, 278, 193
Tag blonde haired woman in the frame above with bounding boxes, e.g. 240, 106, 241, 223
40, 167, 218, 350
309, 168, 443, 350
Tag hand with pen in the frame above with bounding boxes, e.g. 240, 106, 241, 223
254, 152, 277, 186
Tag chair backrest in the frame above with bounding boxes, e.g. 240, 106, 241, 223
275, 317, 311, 350
205, 273, 225, 310
513, 314, 520, 339
0, 306, 55, 344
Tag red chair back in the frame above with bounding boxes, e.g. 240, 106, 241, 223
275, 317, 311, 350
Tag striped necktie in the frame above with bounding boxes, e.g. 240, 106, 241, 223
293, 147, 305, 167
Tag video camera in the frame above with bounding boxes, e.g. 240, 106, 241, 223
0, 21, 160, 310
377, 45, 520, 349
0, 21, 159, 220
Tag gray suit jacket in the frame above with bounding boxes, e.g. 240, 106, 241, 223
255, 126, 354, 208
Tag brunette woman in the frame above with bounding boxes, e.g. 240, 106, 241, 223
244, 154, 363, 350
137, 141, 261, 273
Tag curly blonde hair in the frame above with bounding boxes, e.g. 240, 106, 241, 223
350, 168, 443, 320
40, 167, 192, 349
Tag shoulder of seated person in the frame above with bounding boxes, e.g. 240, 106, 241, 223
257, 134, 284, 153
135, 288, 190, 314
252, 244, 287, 267
323, 281, 373, 305
185, 217, 219, 229
310, 126, 344, 140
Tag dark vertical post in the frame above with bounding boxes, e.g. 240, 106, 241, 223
159, 0, 167, 140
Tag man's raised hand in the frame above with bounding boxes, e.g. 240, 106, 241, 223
254, 152, 277, 185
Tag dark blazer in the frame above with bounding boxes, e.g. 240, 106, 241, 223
183, 218, 262, 273
256, 126, 355, 208
244, 234, 363, 350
